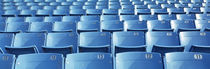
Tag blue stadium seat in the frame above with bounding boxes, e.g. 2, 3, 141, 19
77, 21, 100, 32
17, 6, 30, 10
53, 22, 76, 32
5, 33, 46, 55
43, 33, 77, 54
167, 8, 186, 14
113, 32, 146, 53
119, 9, 135, 15
135, 9, 151, 15
148, 4, 162, 9
124, 20, 147, 31
180, 32, 210, 52
15, 53, 64, 69
30, 6, 43, 10
158, 14, 176, 20
146, 32, 184, 56
0, 22, 6, 32
56, 6, 70, 10
171, 20, 199, 32
36, 10, 53, 16
195, 20, 210, 31
101, 20, 124, 32
120, 15, 139, 21
29, 22, 53, 33
102, 9, 118, 15
79, 32, 111, 53
62, 16, 80, 22
196, 14, 210, 20
121, 5, 134, 9
70, 5, 83, 9
176, 14, 196, 20
43, 6, 56, 10
20, 10, 36, 16
6, 17, 25, 23
0, 33, 14, 53
139, 15, 158, 21
53, 10, 69, 16
80, 16, 100, 21
165, 52, 210, 69
44, 16, 62, 22
70, 9, 86, 16
184, 8, 202, 14
0, 54, 15, 69
100, 15, 119, 21
151, 8, 168, 14
116, 52, 163, 69
66, 53, 113, 69
3, 10, 19, 16
61, 2, 73, 5
109, 5, 121, 9
175, 4, 189, 8
86, 9, 102, 15
134, 5, 148, 9
25, 17, 43, 22
6, 22, 29, 33
161, 4, 175, 8
188, 3, 202, 8
147, 20, 173, 31
73, 2, 85, 5
83, 5, 96, 9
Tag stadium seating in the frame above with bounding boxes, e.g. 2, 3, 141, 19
0, 54, 15, 69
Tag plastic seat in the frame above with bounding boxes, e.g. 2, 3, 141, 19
109, 5, 121, 9
15, 53, 64, 69
176, 14, 196, 20
56, 6, 70, 10
25, 17, 43, 22
43, 6, 56, 10
121, 5, 134, 9
116, 52, 163, 69
171, 20, 199, 32
148, 4, 162, 9
147, 20, 173, 31
195, 20, 210, 31
20, 10, 36, 16
4, 10, 20, 16
184, 8, 202, 14
113, 32, 146, 53
100, 15, 119, 21
44, 16, 62, 22
86, 9, 102, 15
66, 53, 113, 69
158, 14, 176, 20
83, 5, 95, 9
53, 10, 69, 16
188, 3, 202, 8
43, 33, 77, 54
165, 52, 210, 69
80, 16, 100, 21
96, 5, 108, 9
161, 4, 175, 8
201, 7, 210, 14
167, 8, 185, 14
0, 33, 14, 53
70, 5, 83, 9
77, 21, 100, 32
53, 22, 76, 32
17, 6, 30, 10
196, 14, 210, 20
29, 22, 53, 33
6, 17, 25, 23
6, 22, 29, 33
151, 9, 168, 14
119, 9, 135, 15
36, 10, 53, 16
139, 15, 158, 21
146, 32, 184, 56
62, 16, 80, 22
102, 9, 118, 15
124, 20, 147, 31
72, 2, 85, 5
120, 15, 139, 21
70, 9, 86, 16
5, 33, 46, 55
175, 4, 189, 8
135, 9, 151, 15
79, 32, 111, 53
61, 2, 73, 5
0, 54, 15, 69
180, 32, 210, 52
101, 20, 124, 32
30, 6, 43, 10
0, 22, 6, 32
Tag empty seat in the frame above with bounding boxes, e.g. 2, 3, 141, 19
0, 33, 14, 53
147, 20, 173, 31
6, 22, 29, 33
66, 53, 113, 69
165, 52, 210, 69
135, 9, 151, 15
29, 22, 53, 33
3, 10, 20, 16
20, 10, 36, 16
146, 32, 184, 56
15, 53, 64, 69
100, 15, 119, 21
158, 14, 176, 20
79, 32, 111, 53
102, 9, 118, 15
43, 33, 77, 54
44, 16, 62, 22
6, 17, 25, 23
5, 33, 46, 55
77, 21, 100, 32
36, 10, 53, 16
70, 9, 86, 16
120, 15, 139, 21
80, 16, 100, 21
171, 20, 199, 32
167, 8, 185, 14
151, 8, 168, 14
180, 32, 210, 52
53, 22, 76, 32
53, 10, 69, 16
139, 15, 158, 21
86, 9, 102, 15
176, 14, 196, 20
62, 16, 80, 22
101, 20, 124, 32
0, 22, 6, 32
119, 9, 135, 15
124, 20, 147, 31
196, 14, 210, 20
184, 8, 202, 14
0, 54, 15, 69
113, 32, 146, 53
195, 20, 210, 31
116, 52, 163, 69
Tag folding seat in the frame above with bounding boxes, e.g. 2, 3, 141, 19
113, 32, 146, 53
77, 21, 100, 32
148, 4, 162, 9
3, 6, 16, 10
6, 22, 29, 33
167, 0, 179, 4
86, 9, 102, 15
161, 4, 175, 8
25, 17, 44, 22
171, 20, 199, 32
188, 3, 202, 8
45, 0, 56, 2
27, 3, 38, 6
175, 4, 189, 8
61, 2, 73, 5
96, 5, 108, 9
17, 6, 30, 10
80, 16, 100, 21
85, 2, 96, 5
79, 32, 111, 52
121, 5, 134, 9
121, 2, 132, 5
167, 8, 186, 14
15, 53, 64, 69
73, 2, 85, 5
0, 22, 6, 32
66, 53, 113, 69
56, 0, 66, 2
6, 17, 25, 23
134, 5, 148, 9
116, 52, 163, 69
53, 10, 69, 16
195, 20, 210, 31
34, 0, 44, 2
101, 20, 124, 32
176, 14, 196, 20
29, 22, 53, 33
109, 5, 121, 9
196, 14, 210, 20
44, 16, 62, 22
124, 20, 147, 31
70, 5, 83, 9
20, 10, 36, 16
102, 9, 118, 15
15, 3, 27, 6
119, 15, 139, 21
3, 10, 20, 17
200, 7, 210, 14
97, 1, 108, 5
36, 10, 53, 16
184, 8, 202, 14
83, 5, 95, 9
50, 2, 61, 6
62, 16, 80, 22
135, 9, 151, 15
165, 52, 210, 69
66, 0, 76, 2
56, 6, 70, 10
151, 9, 168, 14
119, 9, 135, 15
156, 0, 167, 4
180, 32, 210, 52
100, 15, 119, 21
144, 1, 156, 5
139, 15, 158, 21
179, 0, 191, 4
0, 33, 14, 53
53, 22, 76, 32
5, 33, 46, 55
158, 14, 176, 20
30, 6, 43, 10
70, 9, 86, 16
146, 32, 184, 56
43, 33, 77, 54
109, 2, 120, 5
0, 54, 15, 69
38, 3, 50, 6
204, 0, 210, 3
147, 20, 173, 31
43, 6, 57, 10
